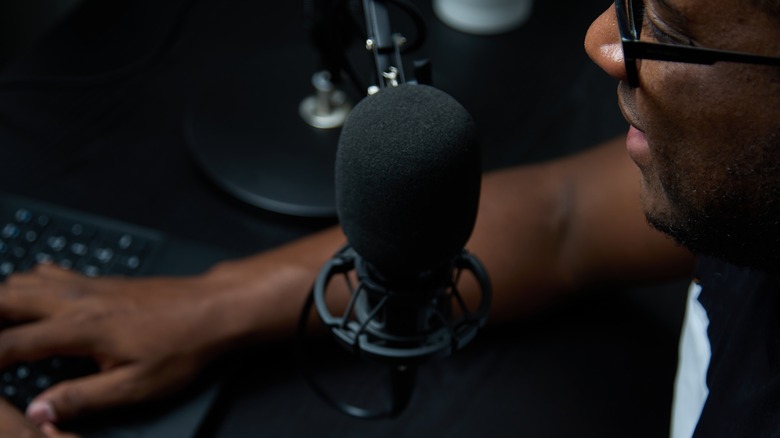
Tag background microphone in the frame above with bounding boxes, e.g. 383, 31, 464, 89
298, 83, 491, 419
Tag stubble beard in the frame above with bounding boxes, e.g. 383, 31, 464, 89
640, 151, 780, 273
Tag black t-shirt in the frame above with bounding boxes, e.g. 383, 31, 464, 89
693, 257, 780, 436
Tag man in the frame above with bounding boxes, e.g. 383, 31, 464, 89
589, 1, 780, 436
0, 0, 777, 436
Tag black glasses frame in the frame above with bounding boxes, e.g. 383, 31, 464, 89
615, 0, 780, 87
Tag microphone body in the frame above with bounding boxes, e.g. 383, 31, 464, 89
299, 83, 490, 419
326, 83, 489, 362
336, 83, 481, 279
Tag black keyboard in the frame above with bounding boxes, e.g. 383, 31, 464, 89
0, 193, 163, 411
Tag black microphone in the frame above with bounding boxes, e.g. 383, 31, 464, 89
336, 83, 480, 278
297, 83, 491, 419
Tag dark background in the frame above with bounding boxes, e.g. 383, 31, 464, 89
0, 0, 689, 436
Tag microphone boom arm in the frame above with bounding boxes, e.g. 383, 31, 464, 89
363, 0, 410, 91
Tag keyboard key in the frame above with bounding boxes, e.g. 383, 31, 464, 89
13, 209, 32, 224
70, 223, 84, 236
94, 247, 114, 264
35, 214, 50, 228
82, 265, 100, 277
16, 366, 30, 380
0, 261, 14, 276
1, 223, 19, 239
117, 254, 141, 271
34, 375, 52, 390
46, 235, 67, 252
23, 230, 38, 243
70, 242, 89, 257
3, 385, 17, 398
118, 234, 133, 250
35, 253, 53, 264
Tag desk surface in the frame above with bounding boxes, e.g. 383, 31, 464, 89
0, 0, 687, 436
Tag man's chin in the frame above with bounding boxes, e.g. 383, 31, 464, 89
646, 210, 780, 273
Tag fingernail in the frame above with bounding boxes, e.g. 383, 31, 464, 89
27, 400, 57, 424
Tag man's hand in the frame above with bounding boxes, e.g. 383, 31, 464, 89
0, 227, 345, 426
0, 263, 237, 425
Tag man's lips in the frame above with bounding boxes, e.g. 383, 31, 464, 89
625, 119, 650, 168
617, 83, 651, 166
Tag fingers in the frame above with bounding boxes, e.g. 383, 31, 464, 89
0, 398, 63, 438
0, 264, 87, 321
28, 365, 158, 424
0, 319, 93, 368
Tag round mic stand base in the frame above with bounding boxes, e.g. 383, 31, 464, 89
184, 59, 355, 218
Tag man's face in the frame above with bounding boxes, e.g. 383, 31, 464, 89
585, 0, 780, 270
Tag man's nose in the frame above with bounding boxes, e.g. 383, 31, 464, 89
584, 6, 629, 82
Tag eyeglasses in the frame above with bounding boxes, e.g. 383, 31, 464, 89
615, 0, 780, 87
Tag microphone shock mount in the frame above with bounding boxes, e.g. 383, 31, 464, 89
297, 246, 491, 419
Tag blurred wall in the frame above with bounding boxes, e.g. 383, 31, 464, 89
0, 0, 85, 67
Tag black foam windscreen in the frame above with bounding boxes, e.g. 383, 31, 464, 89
335, 84, 480, 278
